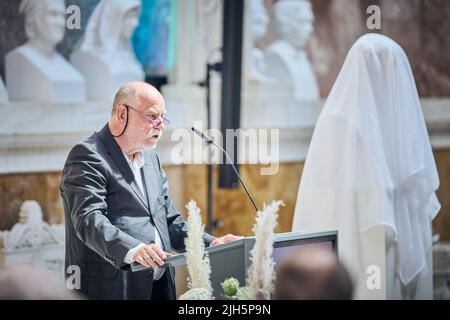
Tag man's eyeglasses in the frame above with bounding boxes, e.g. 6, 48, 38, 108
122, 104, 170, 127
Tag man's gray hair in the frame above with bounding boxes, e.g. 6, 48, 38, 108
111, 85, 139, 114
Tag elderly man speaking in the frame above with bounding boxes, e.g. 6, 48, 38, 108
61, 81, 239, 300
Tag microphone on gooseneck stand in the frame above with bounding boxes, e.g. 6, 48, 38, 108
190, 127, 259, 212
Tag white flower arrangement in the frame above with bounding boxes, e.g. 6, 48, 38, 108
179, 200, 213, 300
179, 287, 212, 300
246, 200, 283, 300
220, 200, 284, 300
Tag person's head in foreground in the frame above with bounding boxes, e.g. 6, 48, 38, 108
274, 246, 353, 300
0, 265, 81, 300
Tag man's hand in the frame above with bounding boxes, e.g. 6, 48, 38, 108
132, 243, 172, 268
210, 234, 243, 247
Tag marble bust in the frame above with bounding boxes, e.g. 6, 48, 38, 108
2, 200, 44, 250
5, 0, 86, 102
247, 0, 270, 83
71, 0, 145, 100
264, 0, 319, 101
1, 200, 65, 252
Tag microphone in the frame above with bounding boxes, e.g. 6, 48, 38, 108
191, 127, 214, 144
190, 127, 259, 212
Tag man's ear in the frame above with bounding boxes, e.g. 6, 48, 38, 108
116, 104, 127, 123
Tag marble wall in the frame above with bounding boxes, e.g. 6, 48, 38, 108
1, 149, 449, 240
257, 0, 450, 97
1, 0, 450, 96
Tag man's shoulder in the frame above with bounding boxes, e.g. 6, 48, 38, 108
66, 131, 106, 162
61, 132, 109, 187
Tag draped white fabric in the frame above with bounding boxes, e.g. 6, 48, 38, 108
292, 34, 440, 285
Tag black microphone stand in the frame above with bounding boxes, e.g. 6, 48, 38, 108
208, 139, 259, 213
199, 62, 222, 233
191, 127, 259, 214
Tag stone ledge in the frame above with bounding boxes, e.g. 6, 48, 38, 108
0, 98, 449, 173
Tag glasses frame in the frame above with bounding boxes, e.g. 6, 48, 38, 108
122, 103, 170, 127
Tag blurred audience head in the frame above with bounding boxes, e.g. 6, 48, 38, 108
0, 265, 81, 300
274, 246, 353, 300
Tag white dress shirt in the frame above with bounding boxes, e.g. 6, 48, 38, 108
122, 151, 165, 280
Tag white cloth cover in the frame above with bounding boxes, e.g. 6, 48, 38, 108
292, 33, 440, 285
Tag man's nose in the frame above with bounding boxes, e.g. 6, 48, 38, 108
154, 120, 165, 129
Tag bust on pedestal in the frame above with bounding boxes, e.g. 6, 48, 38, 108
247, 0, 270, 83
0, 200, 65, 277
5, 0, 85, 103
71, 0, 144, 101
264, 0, 319, 101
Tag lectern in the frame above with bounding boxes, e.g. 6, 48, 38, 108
132, 230, 338, 298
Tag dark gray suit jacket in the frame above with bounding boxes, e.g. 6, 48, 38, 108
60, 124, 215, 299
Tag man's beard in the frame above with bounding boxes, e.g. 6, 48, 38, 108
145, 137, 159, 150
145, 130, 161, 150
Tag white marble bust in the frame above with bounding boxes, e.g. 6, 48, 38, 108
247, 0, 270, 83
3, 200, 43, 250
5, 0, 86, 102
264, 0, 319, 101
71, 0, 144, 100
1, 200, 65, 253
